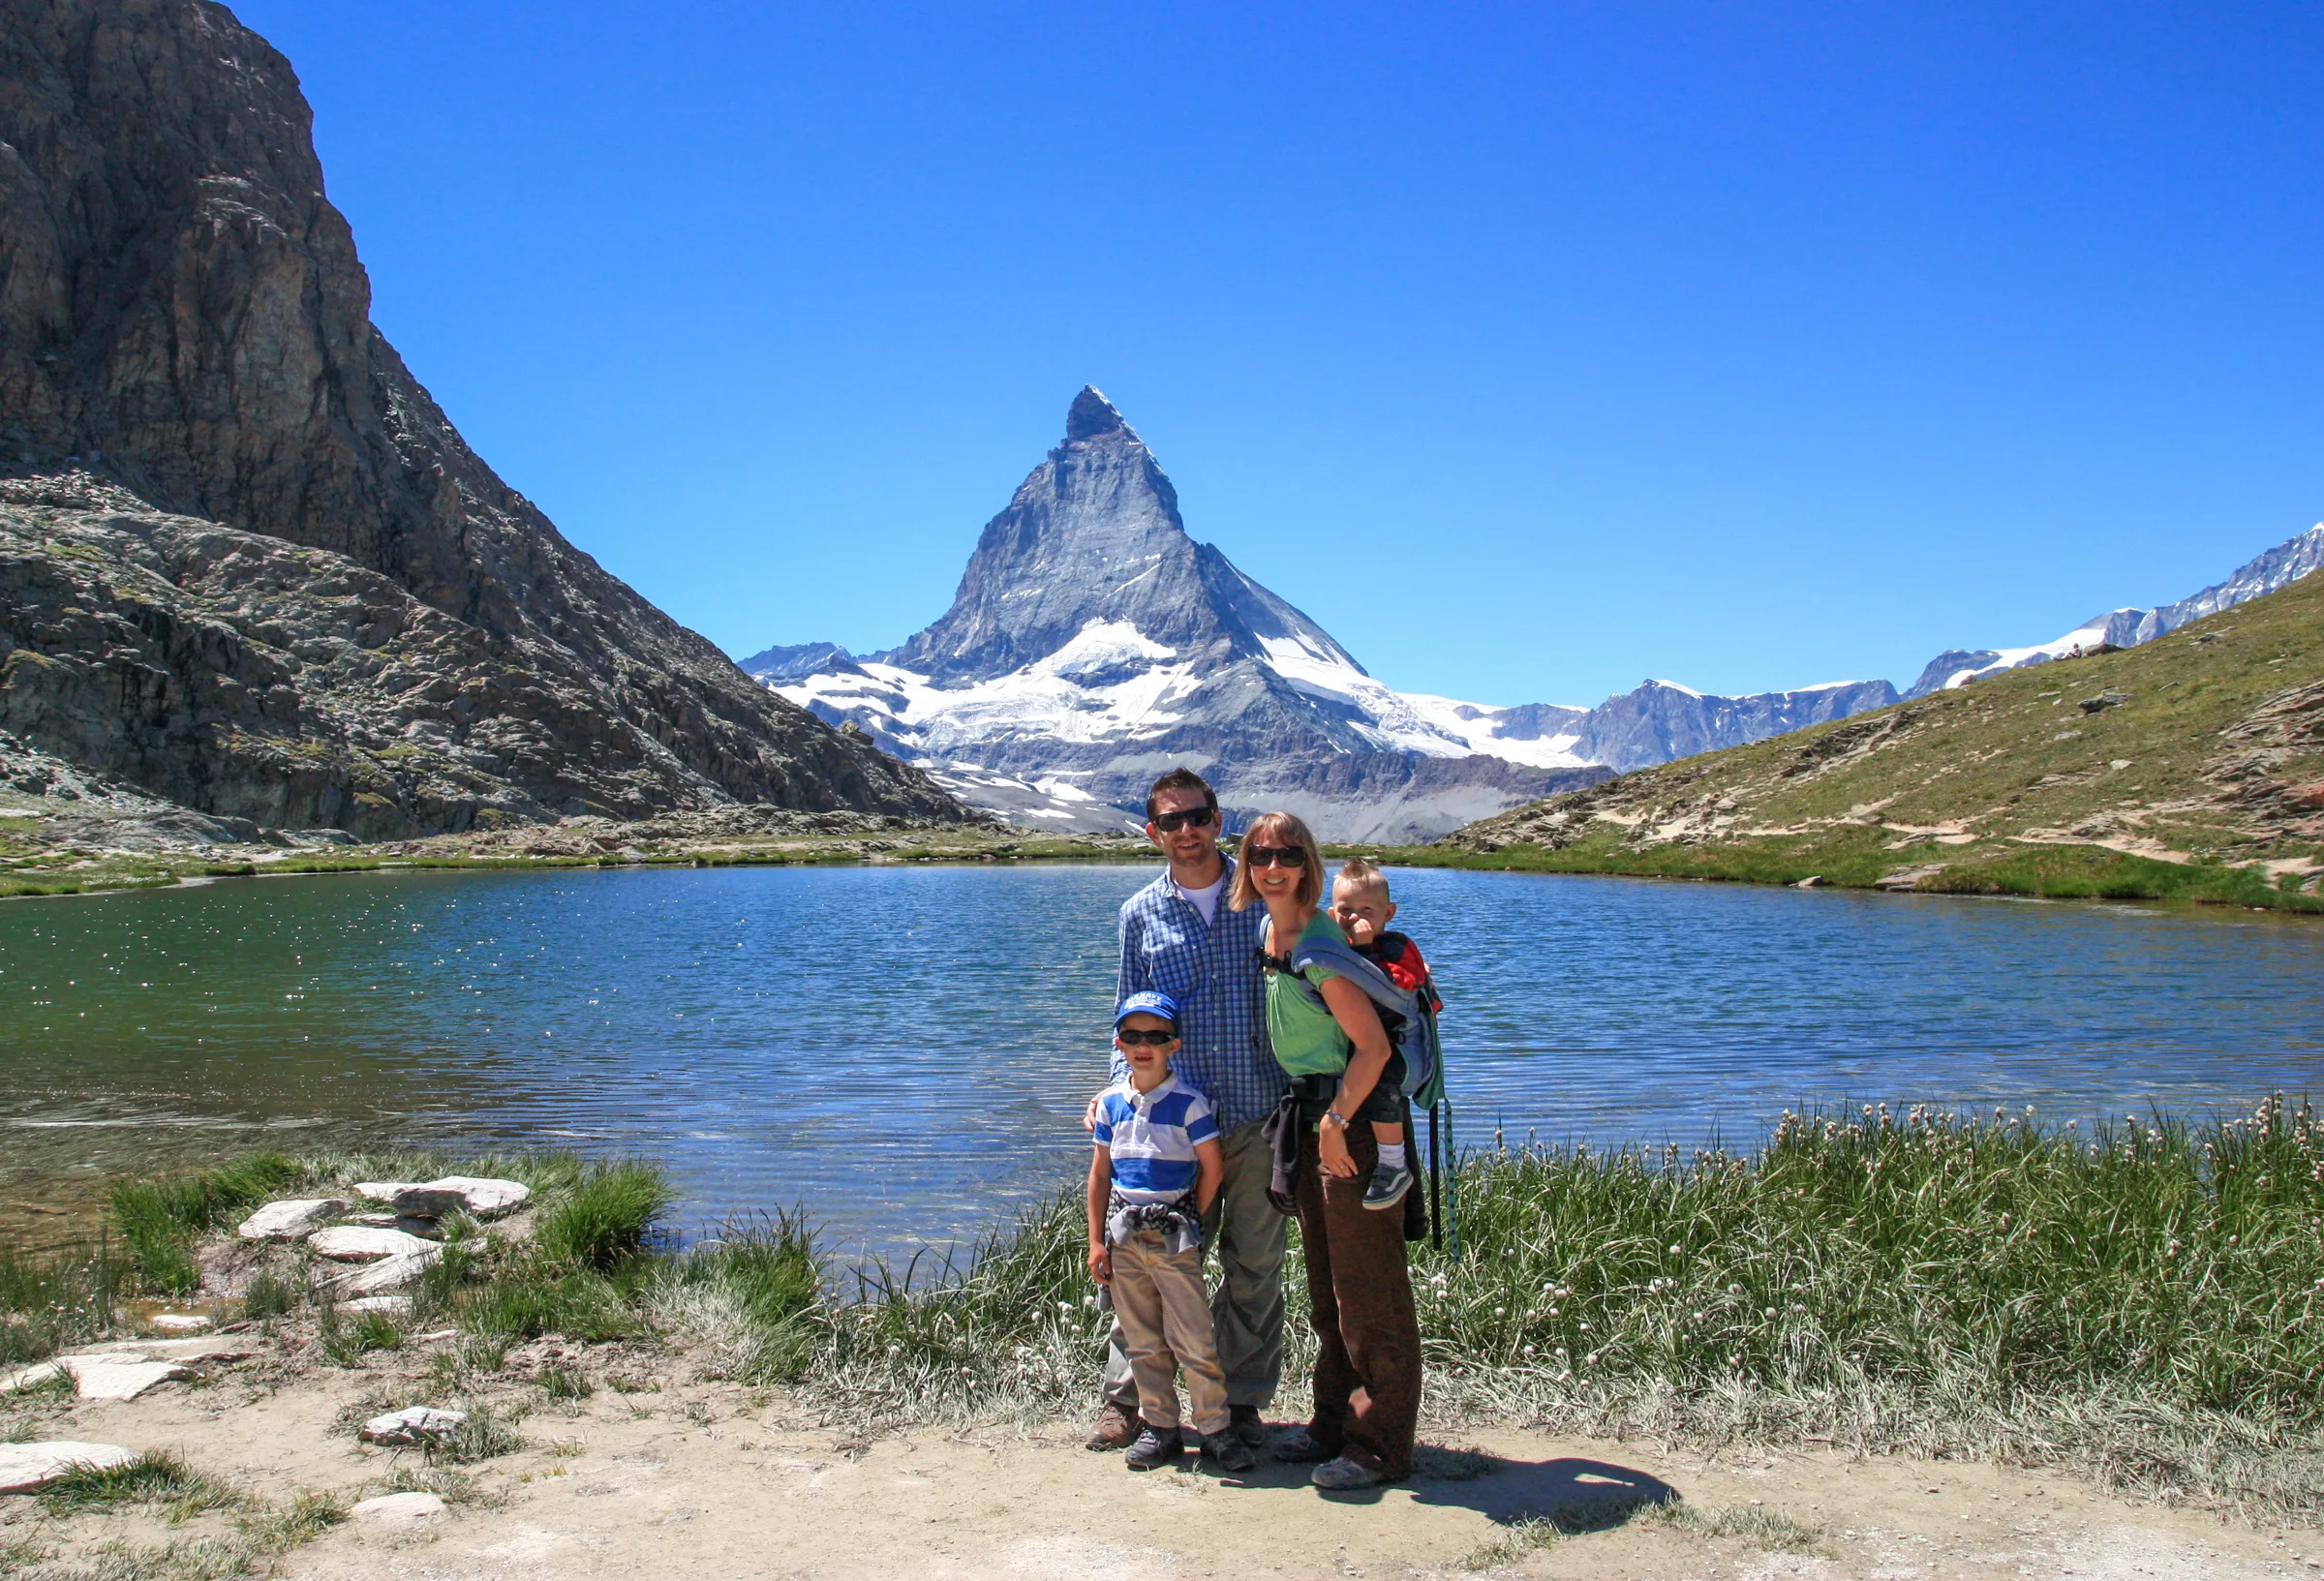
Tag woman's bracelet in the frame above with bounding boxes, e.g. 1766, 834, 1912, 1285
1320, 1110, 1349, 1132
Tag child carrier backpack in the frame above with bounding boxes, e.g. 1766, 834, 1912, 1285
1276, 928, 1446, 1111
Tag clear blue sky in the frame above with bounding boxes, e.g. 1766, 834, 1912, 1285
237, 0, 2323, 707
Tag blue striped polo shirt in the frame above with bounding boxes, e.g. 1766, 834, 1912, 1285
1091, 1073, 1219, 1203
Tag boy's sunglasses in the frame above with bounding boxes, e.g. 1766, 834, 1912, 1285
1116, 1028, 1178, 1046
1151, 806, 1216, 833
1243, 845, 1307, 868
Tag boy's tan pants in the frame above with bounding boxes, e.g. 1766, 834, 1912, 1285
1109, 1231, 1230, 1437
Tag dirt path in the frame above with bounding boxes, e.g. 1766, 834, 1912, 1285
6, 1335, 2316, 1579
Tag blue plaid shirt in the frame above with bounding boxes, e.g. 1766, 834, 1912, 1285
1114, 858, 1282, 1133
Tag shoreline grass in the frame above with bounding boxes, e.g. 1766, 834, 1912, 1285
7, 1098, 2320, 1528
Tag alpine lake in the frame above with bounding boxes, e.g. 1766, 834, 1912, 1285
4, 862, 2320, 1261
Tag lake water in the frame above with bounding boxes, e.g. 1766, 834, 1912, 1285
4, 864, 2321, 1258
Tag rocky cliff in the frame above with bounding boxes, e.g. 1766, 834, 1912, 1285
0, 0, 961, 834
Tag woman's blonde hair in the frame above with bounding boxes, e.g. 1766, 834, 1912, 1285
1227, 810, 1325, 913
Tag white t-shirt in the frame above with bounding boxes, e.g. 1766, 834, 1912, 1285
1175, 870, 1226, 926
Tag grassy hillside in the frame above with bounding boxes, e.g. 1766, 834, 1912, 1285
1362, 568, 2324, 911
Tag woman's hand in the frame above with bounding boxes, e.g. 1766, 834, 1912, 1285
1318, 1117, 1359, 1178
1087, 1242, 1112, 1284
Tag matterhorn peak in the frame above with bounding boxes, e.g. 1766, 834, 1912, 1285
1064, 384, 1136, 443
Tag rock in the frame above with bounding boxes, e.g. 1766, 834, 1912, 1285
359, 1406, 468, 1446
1, 1361, 64, 1394
352, 1181, 422, 1207
331, 1246, 443, 1296
0, 6, 965, 837
308, 1226, 437, 1262
0, 1441, 138, 1494
341, 1294, 413, 1316
417, 1176, 531, 1219
150, 1314, 212, 1333
2079, 691, 2131, 714
237, 1198, 350, 1241
351, 1490, 448, 1523
1794, 875, 1824, 888
59, 1356, 191, 1401
1876, 864, 1947, 892
346, 1214, 443, 1238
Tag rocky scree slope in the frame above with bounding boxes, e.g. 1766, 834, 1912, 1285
0, 0, 959, 836
1438, 568, 2324, 900
753, 387, 1605, 841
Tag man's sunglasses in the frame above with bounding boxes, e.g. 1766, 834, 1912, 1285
1151, 806, 1216, 833
1116, 1028, 1178, 1046
1242, 845, 1307, 868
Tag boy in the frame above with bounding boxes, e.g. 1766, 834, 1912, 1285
1329, 859, 1438, 1210
1087, 991, 1254, 1473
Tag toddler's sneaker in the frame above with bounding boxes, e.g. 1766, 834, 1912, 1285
1362, 1162, 1414, 1210
1124, 1425, 1183, 1471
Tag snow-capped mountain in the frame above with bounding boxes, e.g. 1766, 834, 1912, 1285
742, 388, 1911, 839
745, 389, 1603, 839
1904, 524, 2324, 697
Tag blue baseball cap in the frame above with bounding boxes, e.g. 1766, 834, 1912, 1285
1116, 990, 1179, 1028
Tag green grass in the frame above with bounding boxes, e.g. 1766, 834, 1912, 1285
107, 1152, 300, 1294
36, 1449, 236, 1518
535, 1161, 673, 1268
646, 1211, 827, 1383
0, 1243, 123, 1365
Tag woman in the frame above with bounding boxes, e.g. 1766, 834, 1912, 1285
1229, 810, 1421, 1489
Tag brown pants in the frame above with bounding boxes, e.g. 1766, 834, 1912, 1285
1109, 1232, 1230, 1436
1294, 1121, 1422, 1478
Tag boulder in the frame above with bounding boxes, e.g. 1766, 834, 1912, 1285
332, 1246, 443, 1296
59, 1356, 191, 1401
342, 1294, 414, 1316
0, 1441, 138, 1495
352, 1490, 448, 1523
308, 1226, 437, 1262
236, 1198, 350, 1241
2078, 691, 2130, 714
151, 1314, 212, 1333
1795, 875, 1825, 888
359, 1406, 469, 1446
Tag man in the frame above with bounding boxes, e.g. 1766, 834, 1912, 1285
1089, 768, 1286, 1452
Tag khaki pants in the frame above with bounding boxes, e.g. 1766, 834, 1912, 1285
1109, 1232, 1229, 1436
1104, 1117, 1285, 1413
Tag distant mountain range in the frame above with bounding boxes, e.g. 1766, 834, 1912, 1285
744, 388, 2324, 839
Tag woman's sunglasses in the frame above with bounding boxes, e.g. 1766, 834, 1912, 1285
1242, 845, 1307, 867
1152, 806, 1216, 833
1116, 1028, 1178, 1046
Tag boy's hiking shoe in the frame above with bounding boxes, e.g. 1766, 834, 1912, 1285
1124, 1426, 1183, 1471
1085, 1402, 1143, 1452
1202, 1431, 1255, 1473
1363, 1163, 1415, 1210
1228, 1404, 1268, 1447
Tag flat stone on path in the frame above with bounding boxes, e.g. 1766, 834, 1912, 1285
236, 1197, 349, 1241
360, 1406, 468, 1445
342, 1294, 413, 1315
308, 1225, 437, 1262
2, 1361, 64, 1394
150, 1313, 211, 1333
0, 1441, 138, 1494
352, 1490, 448, 1523
60, 1355, 191, 1401
332, 1245, 443, 1295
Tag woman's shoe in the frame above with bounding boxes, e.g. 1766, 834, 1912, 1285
1270, 1428, 1335, 1463
1310, 1456, 1384, 1490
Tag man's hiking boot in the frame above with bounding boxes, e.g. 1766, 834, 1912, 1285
1202, 1430, 1255, 1473
1124, 1425, 1183, 1471
1085, 1402, 1143, 1452
1363, 1163, 1415, 1210
1228, 1404, 1268, 1447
